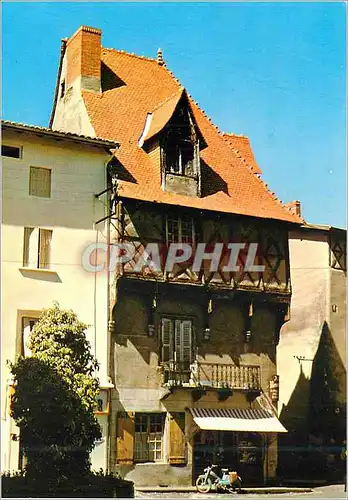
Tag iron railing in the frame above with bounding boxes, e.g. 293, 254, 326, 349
161, 361, 261, 390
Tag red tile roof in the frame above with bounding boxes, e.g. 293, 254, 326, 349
82, 48, 301, 224
141, 89, 184, 144
222, 133, 262, 175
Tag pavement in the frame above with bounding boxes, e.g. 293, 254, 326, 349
135, 483, 347, 499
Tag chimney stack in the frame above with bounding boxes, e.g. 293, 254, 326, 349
66, 26, 101, 92
285, 200, 301, 217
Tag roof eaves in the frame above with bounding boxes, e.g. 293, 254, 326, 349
2, 120, 119, 149
300, 223, 347, 233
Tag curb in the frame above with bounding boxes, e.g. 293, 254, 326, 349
135, 486, 313, 494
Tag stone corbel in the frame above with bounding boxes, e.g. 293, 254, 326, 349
269, 375, 280, 403
203, 296, 213, 342
274, 303, 290, 345
244, 300, 253, 343
148, 286, 159, 337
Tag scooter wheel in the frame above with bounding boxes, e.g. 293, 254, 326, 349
196, 476, 213, 493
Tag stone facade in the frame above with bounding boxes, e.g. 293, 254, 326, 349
105, 198, 291, 486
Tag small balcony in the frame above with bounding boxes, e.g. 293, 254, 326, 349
161, 361, 261, 391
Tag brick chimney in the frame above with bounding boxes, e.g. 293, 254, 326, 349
285, 200, 301, 217
66, 26, 101, 92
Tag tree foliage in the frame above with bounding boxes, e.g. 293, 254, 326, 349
10, 302, 101, 480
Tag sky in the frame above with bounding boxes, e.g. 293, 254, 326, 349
2, 2, 346, 228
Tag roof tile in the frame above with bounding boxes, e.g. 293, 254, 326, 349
82, 49, 301, 224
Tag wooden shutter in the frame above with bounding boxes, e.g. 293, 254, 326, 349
182, 321, 192, 363
161, 318, 173, 362
23, 227, 33, 266
169, 412, 186, 465
29, 167, 51, 198
38, 229, 52, 269
116, 411, 135, 464
175, 320, 192, 363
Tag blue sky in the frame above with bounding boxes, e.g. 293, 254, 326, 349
2, 2, 346, 227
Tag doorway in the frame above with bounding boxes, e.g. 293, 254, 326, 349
193, 430, 264, 485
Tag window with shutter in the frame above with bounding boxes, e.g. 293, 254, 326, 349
174, 320, 192, 365
116, 411, 135, 464
22, 227, 52, 269
29, 166, 51, 198
38, 229, 52, 269
134, 413, 165, 463
169, 412, 186, 465
161, 318, 193, 383
161, 318, 174, 363
23, 227, 34, 267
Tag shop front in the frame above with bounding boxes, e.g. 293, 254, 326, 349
190, 407, 287, 485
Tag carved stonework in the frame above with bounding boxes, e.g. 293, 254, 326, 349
269, 375, 279, 402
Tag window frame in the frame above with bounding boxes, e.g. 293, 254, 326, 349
162, 106, 199, 178
1, 144, 22, 159
21, 317, 39, 357
165, 214, 195, 245
160, 317, 194, 365
134, 413, 165, 463
23, 227, 53, 270
29, 166, 52, 198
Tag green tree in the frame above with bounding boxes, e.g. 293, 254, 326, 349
10, 302, 101, 481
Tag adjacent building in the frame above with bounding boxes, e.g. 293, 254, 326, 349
278, 209, 346, 480
49, 26, 303, 486
1, 121, 118, 472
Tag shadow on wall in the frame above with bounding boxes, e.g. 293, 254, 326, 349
200, 160, 229, 198
308, 321, 346, 442
278, 321, 346, 481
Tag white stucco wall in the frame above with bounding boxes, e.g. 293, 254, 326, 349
1, 129, 110, 471
51, 51, 96, 137
278, 230, 330, 411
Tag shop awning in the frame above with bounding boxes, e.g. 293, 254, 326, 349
189, 408, 287, 433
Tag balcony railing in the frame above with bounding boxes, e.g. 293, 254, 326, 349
161, 361, 261, 390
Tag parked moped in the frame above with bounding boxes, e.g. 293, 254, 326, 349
196, 464, 242, 493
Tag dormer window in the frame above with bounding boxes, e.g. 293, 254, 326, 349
163, 107, 198, 179
165, 138, 195, 177
139, 89, 207, 197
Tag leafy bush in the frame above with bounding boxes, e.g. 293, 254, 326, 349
1, 470, 134, 498
9, 303, 101, 481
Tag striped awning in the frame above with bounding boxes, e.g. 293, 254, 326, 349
189, 408, 287, 433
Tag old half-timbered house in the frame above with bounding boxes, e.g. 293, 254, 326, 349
49, 26, 302, 486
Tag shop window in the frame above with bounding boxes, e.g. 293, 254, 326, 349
134, 413, 165, 462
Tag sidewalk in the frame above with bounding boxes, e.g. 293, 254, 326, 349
136, 485, 313, 494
